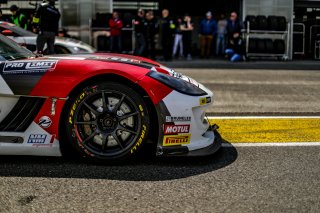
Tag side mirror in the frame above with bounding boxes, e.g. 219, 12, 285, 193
1, 29, 14, 36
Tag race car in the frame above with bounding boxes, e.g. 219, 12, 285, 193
0, 33, 221, 162
0, 21, 95, 54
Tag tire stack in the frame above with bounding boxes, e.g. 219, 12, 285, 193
245, 15, 287, 54
248, 39, 285, 54
245, 15, 258, 30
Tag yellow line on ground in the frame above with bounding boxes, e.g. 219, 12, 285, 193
209, 118, 320, 143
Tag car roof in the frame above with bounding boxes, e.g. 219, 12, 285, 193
0, 21, 36, 36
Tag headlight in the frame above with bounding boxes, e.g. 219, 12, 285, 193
147, 71, 207, 96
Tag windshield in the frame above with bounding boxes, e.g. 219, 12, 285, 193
0, 34, 36, 61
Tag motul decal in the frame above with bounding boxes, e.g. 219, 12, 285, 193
164, 124, 190, 135
2, 60, 57, 75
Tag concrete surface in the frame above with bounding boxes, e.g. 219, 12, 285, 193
176, 69, 320, 114
1, 146, 320, 212
162, 59, 320, 70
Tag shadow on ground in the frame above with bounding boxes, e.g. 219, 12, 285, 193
0, 141, 237, 181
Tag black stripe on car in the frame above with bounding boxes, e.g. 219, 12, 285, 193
0, 97, 45, 132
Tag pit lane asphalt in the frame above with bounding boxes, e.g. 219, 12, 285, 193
1, 68, 320, 212
1, 146, 320, 212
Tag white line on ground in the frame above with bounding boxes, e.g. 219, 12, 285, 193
222, 142, 320, 147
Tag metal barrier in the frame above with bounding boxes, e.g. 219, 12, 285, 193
315, 34, 320, 60
309, 25, 320, 55
293, 23, 305, 55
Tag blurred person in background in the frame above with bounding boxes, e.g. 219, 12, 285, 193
145, 10, 158, 60
33, 0, 60, 54
0, 9, 6, 21
226, 11, 242, 51
159, 9, 175, 61
133, 9, 147, 56
199, 11, 217, 58
172, 17, 184, 59
181, 14, 194, 60
9, 5, 27, 29
225, 12, 244, 62
216, 14, 227, 56
27, 13, 36, 32
109, 11, 123, 53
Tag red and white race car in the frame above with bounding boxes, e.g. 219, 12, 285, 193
0, 33, 221, 162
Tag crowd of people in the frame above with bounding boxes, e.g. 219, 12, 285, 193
109, 9, 244, 62
1, 3, 244, 61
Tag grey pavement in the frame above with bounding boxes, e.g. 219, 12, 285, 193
1, 146, 320, 212
161, 58, 320, 70
177, 68, 320, 114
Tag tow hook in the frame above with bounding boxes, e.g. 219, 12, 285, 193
51, 97, 57, 116
210, 124, 219, 131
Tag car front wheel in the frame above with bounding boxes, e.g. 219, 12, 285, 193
63, 82, 150, 162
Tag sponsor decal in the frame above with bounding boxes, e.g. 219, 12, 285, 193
39, 116, 52, 128
200, 97, 212, 105
27, 134, 47, 144
165, 116, 191, 122
2, 60, 57, 75
92, 56, 141, 64
163, 134, 191, 146
164, 124, 190, 135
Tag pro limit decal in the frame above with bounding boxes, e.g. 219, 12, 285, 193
163, 134, 191, 146
2, 60, 57, 75
164, 124, 190, 135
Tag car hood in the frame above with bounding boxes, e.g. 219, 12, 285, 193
45, 53, 161, 68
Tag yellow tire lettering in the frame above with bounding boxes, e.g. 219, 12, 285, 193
69, 92, 87, 124
139, 105, 144, 112
131, 125, 147, 154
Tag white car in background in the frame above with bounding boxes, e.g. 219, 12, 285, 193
0, 21, 95, 54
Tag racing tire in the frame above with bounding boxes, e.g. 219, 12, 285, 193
62, 82, 150, 163
245, 15, 258, 30
257, 15, 268, 30
264, 39, 274, 53
248, 38, 258, 53
274, 39, 285, 54
277, 16, 287, 31
267, 16, 278, 31
257, 39, 266, 53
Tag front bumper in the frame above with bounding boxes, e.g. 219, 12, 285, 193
154, 79, 221, 157
157, 128, 222, 157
